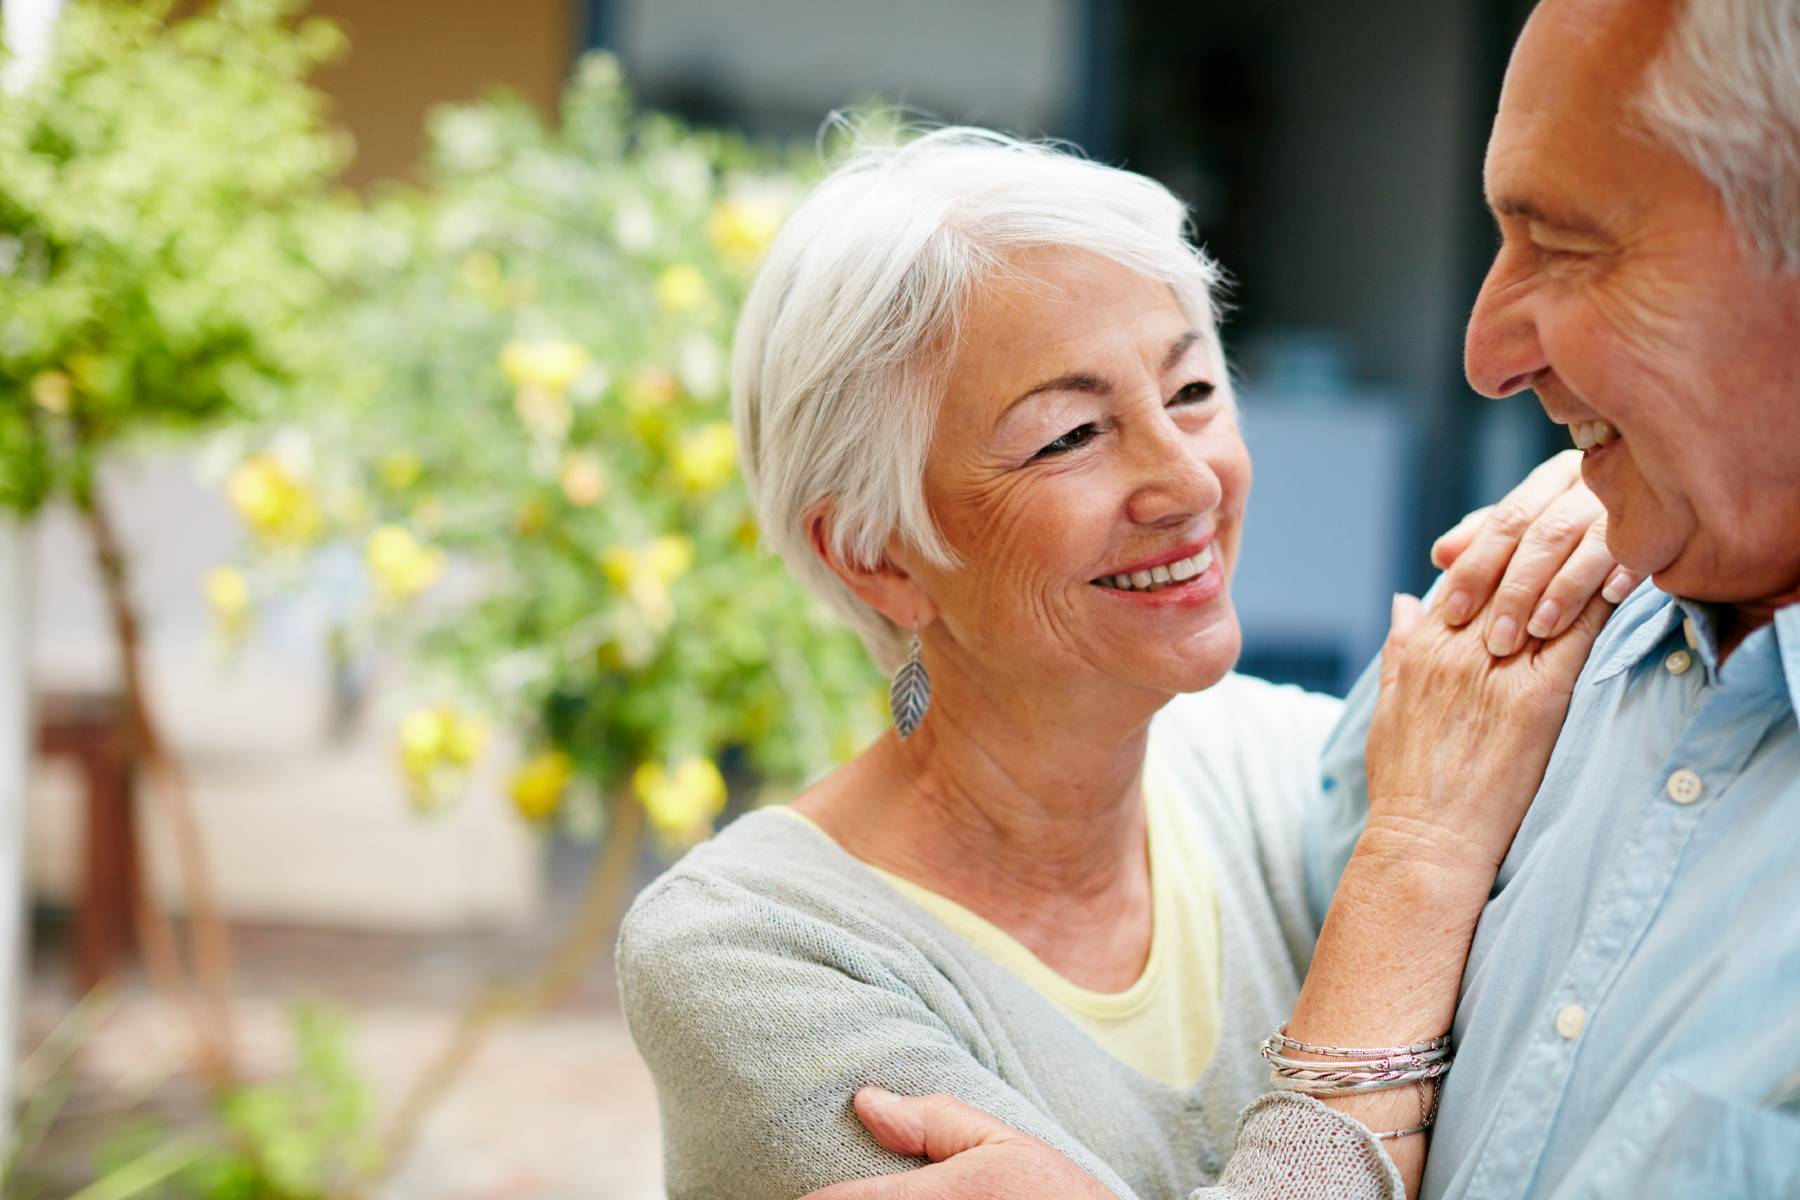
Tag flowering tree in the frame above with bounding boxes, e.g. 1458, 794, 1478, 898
223, 54, 885, 850
0, 0, 354, 1086
214, 55, 888, 1169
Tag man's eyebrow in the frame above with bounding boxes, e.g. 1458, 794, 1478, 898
1490, 196, 1610, 238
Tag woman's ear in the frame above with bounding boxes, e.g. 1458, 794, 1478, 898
806, 501, 937, 631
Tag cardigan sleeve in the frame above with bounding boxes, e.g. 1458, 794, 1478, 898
1189, 1093, 1403, 1200
616, 870, 1142, 1200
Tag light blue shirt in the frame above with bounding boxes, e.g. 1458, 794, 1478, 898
1307, 583, 1800, 1199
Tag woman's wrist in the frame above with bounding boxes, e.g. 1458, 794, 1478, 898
1354, 809, 1508, 895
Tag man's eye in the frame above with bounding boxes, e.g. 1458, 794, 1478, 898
1170, 380, 1216, 405
1033, 423, 1097, 459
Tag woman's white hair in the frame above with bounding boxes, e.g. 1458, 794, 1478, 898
1636, 0, 1800, 273
731, 126, 1225, 668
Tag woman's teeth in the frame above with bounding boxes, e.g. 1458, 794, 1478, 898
1099, 545, 1214, 592
1569, 420, 1619, 450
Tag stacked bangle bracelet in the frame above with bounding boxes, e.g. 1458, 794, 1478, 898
1258, 1025, 1451, 1141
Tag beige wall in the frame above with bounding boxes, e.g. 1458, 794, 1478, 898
306, 0, 574, 188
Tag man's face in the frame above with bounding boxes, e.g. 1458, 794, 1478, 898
1466, 0, 1800, 608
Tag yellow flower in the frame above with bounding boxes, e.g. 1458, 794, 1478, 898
510, 751, 574, 822
655, 263, 712, 314
29, 371, 72, 415
397, 705, 488, 804
378, 451, 423, 492
203, 566, 251, 634
601, 535, 693, 631
633, 756, 727, 844
227, 454, 322, 545
706, 196, 783, 266
560, 453, 608, 506
648, 534, 694, 581
365, 525, 445, 604
672, 422, 737, 495
501, 340, 591, 392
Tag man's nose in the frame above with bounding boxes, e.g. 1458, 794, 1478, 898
1465, 249, 1548, 399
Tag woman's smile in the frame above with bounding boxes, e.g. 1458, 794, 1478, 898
1090, 537, 1227, 609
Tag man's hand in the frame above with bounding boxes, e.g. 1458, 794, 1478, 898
801, 1088, 1113, 1200
1431, 450, 1642, 655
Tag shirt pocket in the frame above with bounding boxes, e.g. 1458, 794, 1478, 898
1579, 1069, 1800, 1200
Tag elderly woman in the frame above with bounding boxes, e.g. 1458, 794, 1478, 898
618, 129, 1629, 1200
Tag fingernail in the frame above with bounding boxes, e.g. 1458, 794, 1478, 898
1527, 599, 1560, 639
1602, 571, 1633, 604
860, 1086, 899, 1104
1444, 590, 1472, 626
1487, 615, 1520, 656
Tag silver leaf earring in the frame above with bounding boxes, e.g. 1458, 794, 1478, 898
889, 634, 931, 739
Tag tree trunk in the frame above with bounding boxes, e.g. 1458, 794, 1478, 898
76, 476, 238, 1087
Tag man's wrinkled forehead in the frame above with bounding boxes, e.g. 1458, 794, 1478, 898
1485, 0, 1683, 226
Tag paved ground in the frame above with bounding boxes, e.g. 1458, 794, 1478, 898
16, 844, 665, 1199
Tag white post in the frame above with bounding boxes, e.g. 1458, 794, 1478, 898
2, 0, 64, 1147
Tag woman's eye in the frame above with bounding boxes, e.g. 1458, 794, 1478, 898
1032, 423, 1097, 459
1170, 380, 1216, 405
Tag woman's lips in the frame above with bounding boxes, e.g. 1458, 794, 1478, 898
1091, 549, 1225, 609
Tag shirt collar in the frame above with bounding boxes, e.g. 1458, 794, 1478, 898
1590, 580, 1800, 731
1588, 581, 1685, 683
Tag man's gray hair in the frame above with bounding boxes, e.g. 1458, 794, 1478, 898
1637, 0, 1800, 272
731, 127, 1224, 667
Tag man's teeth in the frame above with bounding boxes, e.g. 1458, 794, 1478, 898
1102, 545, 1214, 592
1569, 420, 1619, 451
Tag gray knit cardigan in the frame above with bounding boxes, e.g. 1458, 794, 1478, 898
617, 674, 1403, 1199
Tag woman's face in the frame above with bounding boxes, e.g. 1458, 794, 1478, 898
902, 246, 1250, 704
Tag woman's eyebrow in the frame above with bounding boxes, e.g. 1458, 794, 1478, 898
1162, 331, 1200, 372
1002, 331, 1203, 422
998, 371, 1112, 428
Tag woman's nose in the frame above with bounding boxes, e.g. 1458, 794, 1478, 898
1465, 249, 1549, 399
1125, 415, 1223, 528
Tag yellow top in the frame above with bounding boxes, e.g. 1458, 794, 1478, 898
774, 765, 1222, 1089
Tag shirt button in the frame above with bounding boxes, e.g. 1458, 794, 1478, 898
1666, 768, 1704, 805
1555, 1003, 1588, 1039
1665, 649, 1693, 676
1682, 616, 1700, 650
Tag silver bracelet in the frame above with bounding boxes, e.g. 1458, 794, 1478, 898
1259, 1021, 1453, 1144
1267, 1068, 1444, 1096
1266, 1025, 1450, 1059
1259, 1041, 1451, 1075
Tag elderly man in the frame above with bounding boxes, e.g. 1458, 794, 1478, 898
807, 0, 1800, 1195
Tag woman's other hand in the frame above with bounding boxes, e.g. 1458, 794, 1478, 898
801, 1088, 1110, 1200
1430, 450, 1642, 657
1363, 587, 1611, 878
